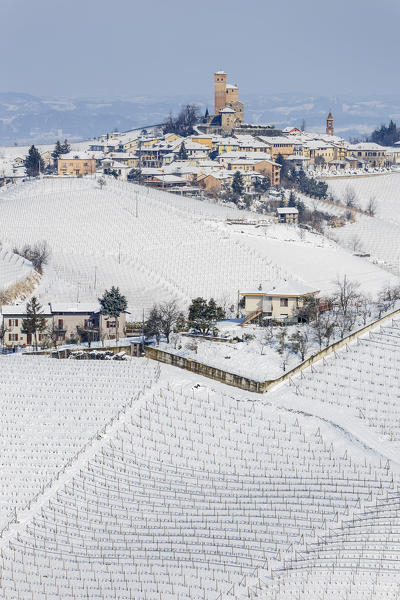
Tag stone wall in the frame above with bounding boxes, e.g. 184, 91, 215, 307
146, 307, 400, 394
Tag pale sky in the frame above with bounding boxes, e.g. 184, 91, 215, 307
1, 0, 399, 98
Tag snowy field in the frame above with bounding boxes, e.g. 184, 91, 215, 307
0, 355, 158, 531
324, 174, 400, 273
1, 314, 400, 598
0, 247, 33, 289
327, 172, 400, 224
0, 177, 395, 321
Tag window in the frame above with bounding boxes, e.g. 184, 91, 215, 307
107, 321, 116, 328
58, 319, 63, 329
9, 334, 18, 341
280, 298, 288, 307
8, 319, 18, 326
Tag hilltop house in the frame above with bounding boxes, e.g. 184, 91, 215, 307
57, 153, 97, 176
240, 280, 318, 325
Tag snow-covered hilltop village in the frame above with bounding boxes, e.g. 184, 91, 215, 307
2, 58, 400, 600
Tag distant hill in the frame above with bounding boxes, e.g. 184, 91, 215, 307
1, 91, 400, 145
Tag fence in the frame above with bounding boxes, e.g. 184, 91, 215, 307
146, 307, 400, 394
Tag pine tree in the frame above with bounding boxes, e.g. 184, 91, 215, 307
288, 191, 297, 207
188, 297, 225, 336
178, 142, 188, 160
22, 297, 47, 350
52, 140, 63, 160
232, 170, 244, 197
61, 139, 71, 154
24, 145, 44, 177
98, 286, 128, 342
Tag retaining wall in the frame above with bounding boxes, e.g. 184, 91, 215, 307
146, 307, 400, 394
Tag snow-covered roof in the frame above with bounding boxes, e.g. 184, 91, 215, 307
1, 304, 52, 316
241, 279, 318, 296
226, 83, 238, 90
277, 207, 299, 214
258, 136, 294, 145
220, 107, 235, 114
152, 174, 187, 184
348, 142, 386, 151
218, 151, 272, 161
304, 140, 332, 150
215, 70, 226, 75
49, 302, 100, 314
59, 152, 97, 160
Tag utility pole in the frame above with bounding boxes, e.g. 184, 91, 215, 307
141, 309, 145, 355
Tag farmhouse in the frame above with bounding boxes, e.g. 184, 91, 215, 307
1, 303, 128, 348
240, 280, 318, 325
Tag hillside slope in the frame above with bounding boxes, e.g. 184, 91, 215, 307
0, 177, 394, 318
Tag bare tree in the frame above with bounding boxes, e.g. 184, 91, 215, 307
0, 320, 10, 350
378, 284, 400, 312
13, 240, 51, 274
290, 328, 311, 361
98, 176, 106, 189
332, 276, 360, 318
159, 299, 184, 343
344, 185, 358, 208
280, 347, 291, 372
146, 299, 184, 344
336, 308, 358, 337
357, 293, 372, 325
46, 321, 61, 349
366, 196, 377, 216
350, 234, 363, 253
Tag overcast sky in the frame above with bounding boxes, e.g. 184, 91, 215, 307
1, 0, 399, 99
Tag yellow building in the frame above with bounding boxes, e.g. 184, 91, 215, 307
302, 141, 335, 165
240, 281, 318, 325
191, 135, 213, 150
258, 136, 294, 160
58, 153, 96, 176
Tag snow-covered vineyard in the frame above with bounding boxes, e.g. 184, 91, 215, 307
325, 174, 400, 274
0, 177, 395, 318
0, 248, 33, 289
1, 315, 400, 598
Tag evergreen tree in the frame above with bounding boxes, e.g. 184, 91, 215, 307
22, 297, 47, 350
52, 140, 63, 160
188, 297, 225, 336
369, 120, 400, 146
128, 168, 142, 182
98, 286, 128, 342
61, 139, 71, 154
24, 145, 44, 177
178, 142, 188, 160
288, 190, 297, 207
203, 107, 209, 123
232, 170, 244, 196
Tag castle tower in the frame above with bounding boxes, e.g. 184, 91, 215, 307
326, 112, 334, 136
214, 71, 227, 116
